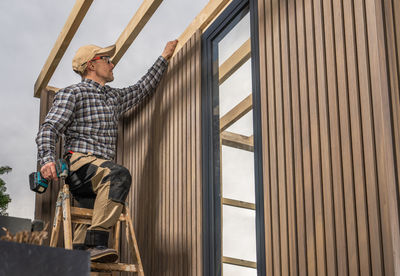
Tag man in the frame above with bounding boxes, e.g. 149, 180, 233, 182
36, 40, 178, 262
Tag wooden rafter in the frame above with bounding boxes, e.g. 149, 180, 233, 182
219, 38, 251, 84
46, 86, 60, 93
222, 256, 257, 269
35, 0, 236, 96
174, 0, 231, 56
34, 0, 94, 98
222, 197, 256, 210
220, 131, 254, 152
220, 94, 253, 132
111, 0, 163, 65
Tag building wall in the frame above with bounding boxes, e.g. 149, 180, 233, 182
257, 0, 400, 275
117, 31, 202, 276
35, 88, 64, 247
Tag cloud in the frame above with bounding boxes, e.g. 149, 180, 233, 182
0, 0, 208, 220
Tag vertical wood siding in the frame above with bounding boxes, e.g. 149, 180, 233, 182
35, 88, 64, 247
118, 31, 202, 276
257, 0, 400, 275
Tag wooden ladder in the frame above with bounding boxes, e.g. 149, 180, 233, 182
49, 183, 144, 275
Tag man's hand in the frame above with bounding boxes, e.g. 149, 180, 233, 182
40, 162, 58, 181
161, 40, 178, 61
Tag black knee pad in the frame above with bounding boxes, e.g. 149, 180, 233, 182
66, 163, 97, 199
100, 161, 132, 204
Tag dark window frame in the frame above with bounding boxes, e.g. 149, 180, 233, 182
201, 0, 266, 275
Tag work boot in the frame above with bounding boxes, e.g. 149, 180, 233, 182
84, 230, 118, 263
87, 246, 118, 263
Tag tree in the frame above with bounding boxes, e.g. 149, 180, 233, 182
0, 166, 12, 216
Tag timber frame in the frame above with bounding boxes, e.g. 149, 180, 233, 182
34, 0, 232, 98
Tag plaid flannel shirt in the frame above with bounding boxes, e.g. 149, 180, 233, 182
36, 56, 168, 166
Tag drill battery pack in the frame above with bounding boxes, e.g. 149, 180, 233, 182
29, 172, 49, 193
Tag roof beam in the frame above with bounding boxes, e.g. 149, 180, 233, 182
46, 86, 60, 93
220, 94, 253, 132
111, 0, 163, 65
219, 38, 251, 84
220, 131, 254, 152
174, 0, 231, 56
222, 197, 256, 210
222, 256, 257, 269
34, 0, 93, 98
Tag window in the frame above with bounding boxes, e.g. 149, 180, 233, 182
202, 0, 265, 275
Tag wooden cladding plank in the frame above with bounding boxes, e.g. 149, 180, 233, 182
257, 0, 274, 275
272, 1, 289, 275
220, 94, 252, 132
304, 0, 327, 274
219, 39, 251, 84
365, 0, 400, 274
297, 0, 317, 274
353, 0, 384, 274
175, 0, 231, 56
111, 0, 163, 65
34, 0, 93, 98
287, 0, 307, 274
313, 0, 339, 275
279, 0, 298, 274
342, 0, 372, 274
383, 0, 400, 223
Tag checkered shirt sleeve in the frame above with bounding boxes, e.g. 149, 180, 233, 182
35, 89, 76, 165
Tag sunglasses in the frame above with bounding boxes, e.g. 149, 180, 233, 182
90, 56, 112, 64
82, 56, 112, 66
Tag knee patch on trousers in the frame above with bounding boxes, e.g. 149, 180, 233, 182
100, 161, 132, 204
66, 163, 97, 199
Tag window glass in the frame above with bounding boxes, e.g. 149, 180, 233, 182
222, 205, 257, 261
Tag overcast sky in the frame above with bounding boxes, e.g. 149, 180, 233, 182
0, 0, 208, 219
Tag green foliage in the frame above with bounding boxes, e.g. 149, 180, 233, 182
0, 166, 12, 216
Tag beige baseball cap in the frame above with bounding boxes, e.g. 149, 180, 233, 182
72, 44, 116, 74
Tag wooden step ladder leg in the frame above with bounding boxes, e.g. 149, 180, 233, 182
61, 184, 73, 249
113, 220, 121, 261
125, 208, 144, 276
50, 191, 63, 247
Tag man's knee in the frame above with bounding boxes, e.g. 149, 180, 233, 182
100, 161, 132, 203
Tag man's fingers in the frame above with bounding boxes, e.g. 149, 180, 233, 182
50, 164, 58, 180
40, 162, 58, 181
162, 39, 179, 60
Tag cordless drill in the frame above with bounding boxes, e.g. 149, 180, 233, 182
29, 159, 69, 193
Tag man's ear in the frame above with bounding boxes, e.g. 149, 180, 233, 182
88, 61, 94, 70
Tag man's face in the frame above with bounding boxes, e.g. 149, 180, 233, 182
90, 55, 115, 83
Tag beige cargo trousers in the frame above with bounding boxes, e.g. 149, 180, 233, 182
65, 152, 131, 249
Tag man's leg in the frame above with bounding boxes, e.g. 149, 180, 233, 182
67, 153, 131, 262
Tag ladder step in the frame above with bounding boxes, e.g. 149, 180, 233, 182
71, 207, 126, 221
90, 262, 138, 272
